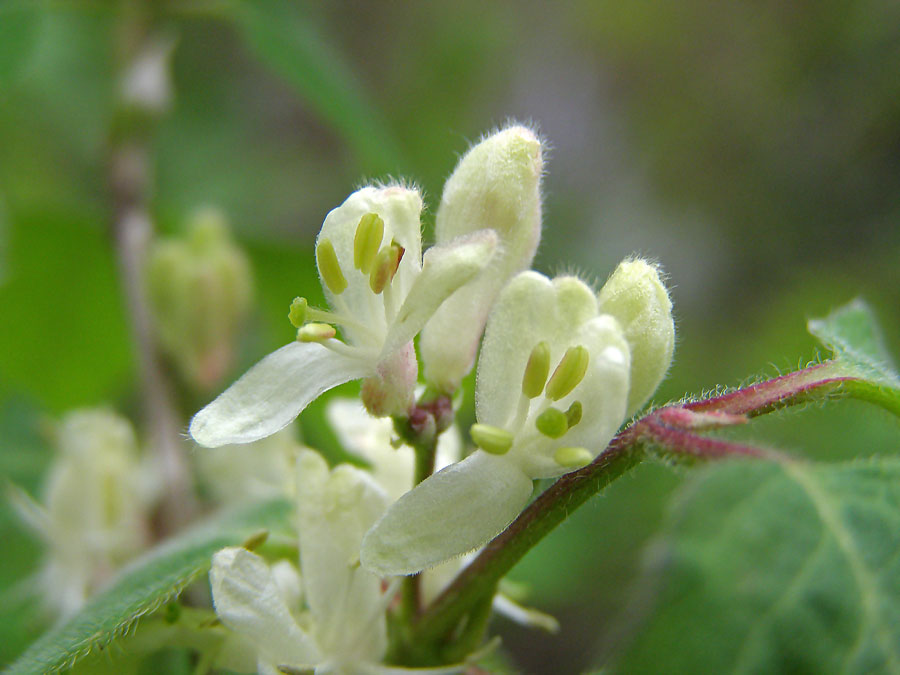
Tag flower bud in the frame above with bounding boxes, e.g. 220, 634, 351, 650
420, 125, 544, 393
146, 208, 253, 391
597, 259, 675, 416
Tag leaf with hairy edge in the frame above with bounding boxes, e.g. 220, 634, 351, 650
808, 298, 900, 387
7, 498, 292, 675
614, 459, 900, 674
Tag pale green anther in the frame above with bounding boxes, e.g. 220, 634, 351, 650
297, 322, 336, 342
288, 297, 308, 328
565, 400, 583, 428
521, 341, 551, 398
470, 423, 514, 455
316, 238, 347, 295
535, 408, 568, 439
545, 345, 590, 401
554, 446, 593, 469
353, 212, 384, 274
368, 243, 402, 294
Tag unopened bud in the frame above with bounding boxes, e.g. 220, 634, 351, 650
421, 125, 544, 392
146, 208, 252, 390
470, 423, 514, 455
597, 259, 674, 416
545, 346, 589, 401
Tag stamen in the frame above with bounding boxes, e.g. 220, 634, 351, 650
369, 242, 403, 294
554, 446, 593, 469
470, 423, 514, 455
288, 297, 308, 328
535, 408, 568, 438
353, 212, 384, 274
521, 341, 550, 398
316, 238, 347, 295
565, 401, 583, 428
545, 345, 589, 401
297, 323, 336, 342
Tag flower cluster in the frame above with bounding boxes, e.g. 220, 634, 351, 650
193, 124, 675, 672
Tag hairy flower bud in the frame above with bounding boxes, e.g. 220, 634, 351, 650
597, 259, 675, 416
146, 208, 253, 391
420, 125, 544, 393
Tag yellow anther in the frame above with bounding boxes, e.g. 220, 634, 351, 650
553, 446, 593, 469
297, 323, 336, 342
369, 242, 403, 294
316, 238, 347, 295
353, 212, 384, 274
470, 423, 514, 455
521, 341, 551, 398
545, 345, 589, 401
535, 408, 568, 439
288, 297, 308, 328
565, 400, 582, 428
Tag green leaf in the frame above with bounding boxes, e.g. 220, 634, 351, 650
808, 298, 900, 387
231, 0, 403, 174
7, 498, 293, 675
614, 459, 900, 674
807, 299, 900, 417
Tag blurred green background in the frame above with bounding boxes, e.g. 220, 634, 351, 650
1, 1, 899, 672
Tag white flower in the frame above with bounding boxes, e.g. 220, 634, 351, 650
191, 186, 498, 448
10, 410, 154, 618
210, 450, 463, 675
361, 272, 633, 576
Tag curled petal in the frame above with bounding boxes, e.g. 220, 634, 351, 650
190, 341, 370, 447
361, 452, 534, 576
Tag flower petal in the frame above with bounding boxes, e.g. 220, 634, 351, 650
317, 186, 424, 342
510, 313, 631, 479
475, 272, 599, 427
360, 451, 534, 576
382, 229, 498, 356
296, 450, 390, 663
421, 125, 544, 392
190, 341, 370, 447
210, 547, 320, 667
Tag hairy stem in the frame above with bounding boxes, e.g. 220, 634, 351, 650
410, 359, 899, 656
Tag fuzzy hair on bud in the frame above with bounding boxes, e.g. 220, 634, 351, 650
420, 124, 544, 393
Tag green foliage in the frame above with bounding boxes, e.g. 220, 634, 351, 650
7, 498, 292, 675
809, 298, 900, 387
809, 300, 900, 417
616, 458, 900, 674
231, 0, 403, 174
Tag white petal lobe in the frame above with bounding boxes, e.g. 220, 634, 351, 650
190, 341, 369, 447
210, 547, 320, 666
360, 451, 534, 576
